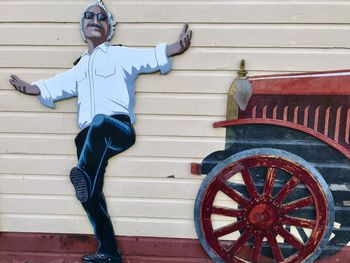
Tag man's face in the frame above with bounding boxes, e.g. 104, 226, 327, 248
82, 6, 109, 42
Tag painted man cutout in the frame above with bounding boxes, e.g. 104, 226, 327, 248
9, 1, 192, 262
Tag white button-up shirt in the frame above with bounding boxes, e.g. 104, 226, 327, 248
34, 42, 172, 129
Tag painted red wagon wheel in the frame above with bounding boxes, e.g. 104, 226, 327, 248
194, 149, 334, 263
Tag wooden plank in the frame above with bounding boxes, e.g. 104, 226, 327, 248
0, 69, 291, 93
0, 195, 243, 223
0, 174, 246, 201
0, 154, 204, 179
0, 194, 197, 219
3, 23, 350, 48
3, 1, 350, 24
0, 154, 76, 176
0, 175, 202, 199
0, 112, 225, 137
0, 91, 227, 116
1, 205, 349, 240
0, 134, 224, 157
0, 196, 249, 226
0, 112, 79, 134
3, 47, 350, 72
0, 214, 198, 238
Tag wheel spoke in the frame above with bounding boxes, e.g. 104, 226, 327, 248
282, 196, 314, 213
266, 233, 284, 262
220, 182, 250, 208
212, 206, 244, 218
273, 176, 300, 204
214, 220, 247, 238
251, 235, 264, 263
277, 226, 304, 250
228, 229, 252, 256
263, 167, 277, 198
241, 169, 259, 200
281, 216, 316, 229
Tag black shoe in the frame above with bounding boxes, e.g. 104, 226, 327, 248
82, 253, 122, 263
70, 167, 90, 202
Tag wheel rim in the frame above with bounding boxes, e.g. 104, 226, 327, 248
195, 149, 334, 263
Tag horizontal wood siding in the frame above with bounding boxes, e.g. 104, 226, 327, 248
1, 0, 350, 249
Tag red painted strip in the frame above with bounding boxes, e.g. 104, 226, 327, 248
335, 107, 342, 142
213, 119, 350, 160
317, 247, 350, 263
283, 106, 289, 121
294, 106, 299, 124
0, 233, 209, 259
324, 107, 331, 136
191, 163, 202, 175
0, 232, 350, 262
252, 106, 257, 118
273, 106, 278, 119
314, 107, 320, 131
250, 69, 350, 80
262, 105, 267, 118
346, 109, 350, 144
0, 252, 212, 263
249, 69, 350, 95
304, 106, 310, 126
120, 256, 212, 263
0, 251, 82, 262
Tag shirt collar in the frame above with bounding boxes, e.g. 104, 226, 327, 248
82, 42, 110, 57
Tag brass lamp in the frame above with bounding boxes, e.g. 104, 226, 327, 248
227, 60, 252, 120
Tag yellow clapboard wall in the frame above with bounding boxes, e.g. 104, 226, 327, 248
1, 0, 350, 238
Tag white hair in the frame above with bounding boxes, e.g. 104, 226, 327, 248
80, 0, 116, 42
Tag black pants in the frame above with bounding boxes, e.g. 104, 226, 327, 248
74, 114, 136, 257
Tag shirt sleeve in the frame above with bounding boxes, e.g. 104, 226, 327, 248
33, 67, 78, 108
121, 43, 173, 75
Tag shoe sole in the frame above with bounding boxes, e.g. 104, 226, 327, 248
82, 254, 121, 263
70, 168, 89, 203
82, 258, 121, 263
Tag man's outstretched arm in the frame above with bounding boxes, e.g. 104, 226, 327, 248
122, 23, 192, 75
10, 67, 78, 109
9, 74, 40, 95
167, 23, 192, 57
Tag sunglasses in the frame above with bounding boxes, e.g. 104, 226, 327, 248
84, 11, 108, 21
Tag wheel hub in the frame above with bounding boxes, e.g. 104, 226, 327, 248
248, 203, 278, 230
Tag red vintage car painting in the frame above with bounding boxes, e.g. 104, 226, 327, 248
192, 68, 350, 263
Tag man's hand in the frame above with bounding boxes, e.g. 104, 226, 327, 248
167, 24, 192, 57
9, 75, 40, 96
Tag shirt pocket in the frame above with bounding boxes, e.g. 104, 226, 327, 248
76, 71, 87, 82
95, 66, 116, 78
